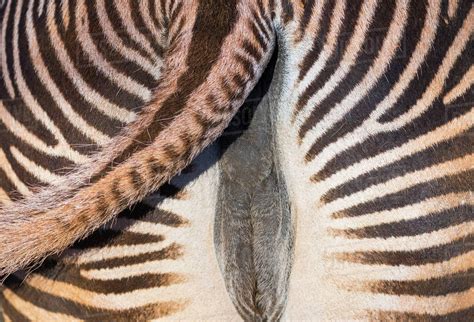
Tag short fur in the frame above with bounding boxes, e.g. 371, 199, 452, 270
0, 0, 276, 277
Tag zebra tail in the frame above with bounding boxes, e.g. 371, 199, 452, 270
0, 0, 275, 277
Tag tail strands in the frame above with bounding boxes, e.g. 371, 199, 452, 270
0, 0, 275, 277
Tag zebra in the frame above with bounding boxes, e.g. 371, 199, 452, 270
1, 0, 473, 320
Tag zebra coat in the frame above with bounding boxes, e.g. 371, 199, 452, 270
0, 0, 472, 320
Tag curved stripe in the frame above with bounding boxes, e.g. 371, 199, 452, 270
72, 240, 177, 265
327, 251, 473, 281
0, 148, 31, 195
301, 0, 409, 152
297, 0, 347, 95
377, 7, 473, 128
295, 0, 379, 134
321, 154, 473, 215
354, 287, 474, 315
316, 108, 474, 194
95, 0, 160, 79
113, 0, 158, 59
10, 146, 62, 184
24, 274, 186, 310
329, 222, 473, 253
74, 0, 151, 102
329, 192, 473, 230
45, 0, 135, 124
3, 288, 80, 322
443, 64, 474, 104
0, 102, 88, 162
306, 0, 441, 172
1, 0, 15, 98
11, 0, 88, 164
26, 0, 110, 145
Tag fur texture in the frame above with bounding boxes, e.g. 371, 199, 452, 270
0, 0, 275, 277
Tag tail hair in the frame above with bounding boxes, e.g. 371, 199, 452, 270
0, 0, 275, 277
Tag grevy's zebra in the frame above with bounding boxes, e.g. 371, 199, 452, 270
0, 0, 473, 321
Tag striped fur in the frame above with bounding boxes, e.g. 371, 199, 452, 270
273, 0, 473, 320
1, 0, 473, 320
0, 0, 275, 277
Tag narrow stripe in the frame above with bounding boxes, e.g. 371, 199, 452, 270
3, 289, 80, 322
443, 65, 474, 104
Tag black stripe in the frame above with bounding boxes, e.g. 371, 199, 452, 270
105, 0, 239, 173
331, 205, 473, 239
354, 268, 474, 296
78, 243, 183, 271
298, 0, 315, 40
299, 0, 395, 141
122, 206, 189, 227
332, 170, 473, 219
73, 229, 163, 250
314, 99, 473, 185
305, 0, 426, 162
333, 234, 474, 266
4, 274, 184, 321
129, 167, 145, 191
295, 1, 362, 107
322, 132, 474, 203
368, 307, 474, 322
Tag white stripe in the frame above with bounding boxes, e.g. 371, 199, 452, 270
74, 0, 151, 101
1, 0, 15, 97
10, 146, 63, 184
26, 0, 111, 145
80, 258, 186, 281
45, 1, 136, 124
301, 0, 410, 152
328, 221, 473, 253
326, 251, 473, 281
443, 65, 474, 105
321, 154, 474, 215
3, 288, 80, 322
448, 0, 460, 19
95, 0, 161, 79
0, 148, 31, 196
329, 192, 473, 230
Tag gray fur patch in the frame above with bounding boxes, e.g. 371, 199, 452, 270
214, 89, 293, 321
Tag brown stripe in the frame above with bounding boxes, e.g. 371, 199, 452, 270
341, 268, 474, 296
332, 235, 474, 266
107, 0, 240, 169
367, 307, 474, 322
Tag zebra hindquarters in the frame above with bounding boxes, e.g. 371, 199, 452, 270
277, 1, 474, 320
